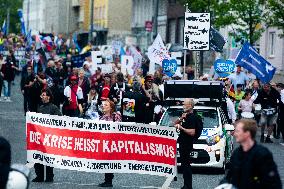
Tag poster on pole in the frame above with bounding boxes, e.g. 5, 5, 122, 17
184, 13, 210, 51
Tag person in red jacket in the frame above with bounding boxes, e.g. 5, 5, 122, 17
63, 75, 84, 117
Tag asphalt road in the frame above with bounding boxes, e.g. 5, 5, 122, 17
1, 76, 284, 189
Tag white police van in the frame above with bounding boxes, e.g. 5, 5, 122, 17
158, 80, 235, 171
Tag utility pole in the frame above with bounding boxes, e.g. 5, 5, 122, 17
152, 0, 159, 40
6, 8, 10, 34
27, 0, 30, 32
89, 0, 94, 42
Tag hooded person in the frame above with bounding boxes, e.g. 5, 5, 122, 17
0, 136, 11, 189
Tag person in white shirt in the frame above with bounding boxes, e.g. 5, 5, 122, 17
226, 96, 236, 124
238, 90, 255, 113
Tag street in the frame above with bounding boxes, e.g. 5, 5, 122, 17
1, 76, 284, 189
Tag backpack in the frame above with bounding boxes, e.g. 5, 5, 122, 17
194, 113, 203, 140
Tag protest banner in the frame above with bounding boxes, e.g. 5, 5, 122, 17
26, 112, 177, 181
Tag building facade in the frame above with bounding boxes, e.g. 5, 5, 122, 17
259, 27, 284, 75
23, 0, 80, 34
131, 0, 185, 52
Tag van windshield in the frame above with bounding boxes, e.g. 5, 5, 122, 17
159, 108, 219, 128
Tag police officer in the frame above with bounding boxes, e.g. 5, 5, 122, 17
174, 98, 199, 189
220, 119, 282, 189
32, 88, 62, 182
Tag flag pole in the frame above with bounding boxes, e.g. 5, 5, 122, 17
183, 49, 187, 79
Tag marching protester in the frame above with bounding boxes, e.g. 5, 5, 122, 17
142, 75, 160, 123
1, 50, 19, 102
174, 98, 200, 189
254, 83, 280, 143
32, 88, 62, 182
123, 81, 149, 123
220, 119, 282, 189
20, 65, 35, 114
78, 69, 90, 105
85, 86, 99, 120
109, 72, 130, 112
98, 99, 122, 187
63, 75, 84, 117
228, 65, 249, 90
238, 90, 255, 114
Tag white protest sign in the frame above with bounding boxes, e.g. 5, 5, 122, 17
128, 46, 142, 73
98, 64, 113, 74
121, 55, 134, 76
148, 34, 170, 65
184, 13, 210, 51
91, 51, 102, 71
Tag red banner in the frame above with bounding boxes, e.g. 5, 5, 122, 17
26, 112, 177, 177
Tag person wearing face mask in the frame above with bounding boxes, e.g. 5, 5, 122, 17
20, 65, 35, 114
32, 88, 62, 183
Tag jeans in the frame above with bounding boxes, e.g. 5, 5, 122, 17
3, 80, 11, 97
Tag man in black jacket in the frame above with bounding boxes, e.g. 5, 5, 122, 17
32, 88, 62, 183
174, 98, 198, 189
221, 119, 282, 189
20, 65, 34, 114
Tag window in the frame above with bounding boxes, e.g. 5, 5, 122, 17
159, 108, 219, 128
269, 32, 276, 56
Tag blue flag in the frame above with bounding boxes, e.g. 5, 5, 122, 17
2, 20, 7, 35
72, 33, 81, 52
235, 42, 276, 83
71, 51, 91, 68
17, 9, 26, 36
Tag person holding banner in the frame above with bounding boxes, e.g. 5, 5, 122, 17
32, 88, 62, 182
98, 99, 121, 187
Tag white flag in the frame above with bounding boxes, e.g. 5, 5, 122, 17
147, 34, 170, 65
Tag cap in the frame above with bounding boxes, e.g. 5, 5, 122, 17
104, 74, 111, 79
145, 75, 154, 82
70, 75, 78, 81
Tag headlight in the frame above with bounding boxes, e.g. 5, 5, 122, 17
206, 134, 222, 146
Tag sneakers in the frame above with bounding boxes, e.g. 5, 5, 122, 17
265, 136, 273, 143
98, 182, 113, 187
6, 97, 11, 102
260, 135, 264, 143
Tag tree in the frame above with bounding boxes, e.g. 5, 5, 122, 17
227, 0, 266, 45
179, 0, 266, 45
0, 0, 22, 34
266, 0, 284, 37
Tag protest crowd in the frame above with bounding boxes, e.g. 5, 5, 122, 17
0, 30, 284, 189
